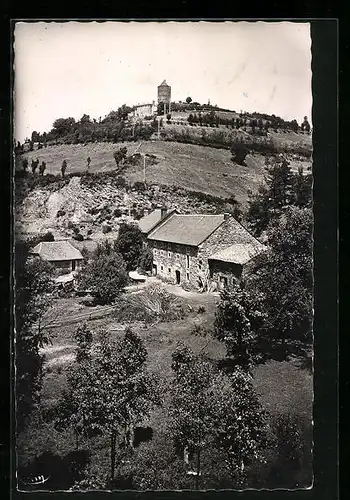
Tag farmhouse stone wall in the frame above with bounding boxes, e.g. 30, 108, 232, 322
148, 217, 255, 290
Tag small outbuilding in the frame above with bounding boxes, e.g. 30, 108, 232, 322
30, 240, 84, 275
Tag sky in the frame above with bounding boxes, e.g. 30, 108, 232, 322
14, 21, 312, 142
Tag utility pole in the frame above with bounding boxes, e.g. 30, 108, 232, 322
143, 154, 146, 183
158, 117, 160, 140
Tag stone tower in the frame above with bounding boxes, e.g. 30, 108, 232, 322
157, 80, 171, 114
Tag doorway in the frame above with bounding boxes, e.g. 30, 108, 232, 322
175, 270, 181, 285
152, 264, 157, 276
71, 260, 76, 271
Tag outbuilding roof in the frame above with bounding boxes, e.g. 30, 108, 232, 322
30, 241, 83, 262
148, 214, 225, 246
209, 243, 266, 265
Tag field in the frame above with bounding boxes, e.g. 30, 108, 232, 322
19, 137, 310, 205
17, 279, 313, 490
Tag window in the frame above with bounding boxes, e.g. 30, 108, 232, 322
186, 272, 190, 281
168, 243, 171, 257
154, 249, 157, 255
186, 254, 190, 269
176, 253, 179, 259
198, 259, 202, 271
71, 260, 76, 271
161, 265, 164, 271
168, 268, 171, 273
160, 250, 164, 257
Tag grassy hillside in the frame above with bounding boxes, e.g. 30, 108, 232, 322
19, 141, 267, 203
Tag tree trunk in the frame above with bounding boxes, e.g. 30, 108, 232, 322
195, 449, 201, 490
110, 430, 117, 481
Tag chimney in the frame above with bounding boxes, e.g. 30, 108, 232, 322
161, 207, 168, 219
223, 212, 230, 220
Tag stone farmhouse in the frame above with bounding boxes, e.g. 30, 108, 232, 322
30, 240, 84, 275
138, 209, 266, 291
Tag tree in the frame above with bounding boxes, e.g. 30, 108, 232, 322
77, 249, 128, 304
292, 167, 312, 208
15, 242, 54, 431
114, 223, 144, 271
214, 368, 269, 486
54, 328, 160, 482
61, 160, 67, 177
301, 116, 311, 133
231, 141, 248, 166
246, 155, 295, 236
73, 323, 93, 364
113, 147, 127, 168
39, 161, 46, 176
214, 284, 265, 371
22, 157, 29, 172
186, 97, 192, 104
86, 156, 91, 169
246, 206, 313, 347
170, 346, 220, 489
31, 131, 39, 143
31, 159, 38, 174
138, 246, 153, 273
52, 117, 76, 138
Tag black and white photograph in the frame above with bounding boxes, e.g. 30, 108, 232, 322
14, 20, 314, 491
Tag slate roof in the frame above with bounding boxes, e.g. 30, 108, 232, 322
31, 241, 83, 262
209, 243, 266, 265
138, 208, 176, 235
148, 214, 225, 246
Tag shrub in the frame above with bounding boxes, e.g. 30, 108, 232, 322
133, 181, 146, 192
56, 209, 66, 218
73, 233, 84, 241
73, 226, 80, 235
41, 231, 55, 242
102, 224, 112, 234
197, 305, 206, 314
114, 208, 123, 217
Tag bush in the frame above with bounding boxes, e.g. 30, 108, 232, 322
41, 231, 55, 242
56, 209, 66, 218
133, 181, 146, 192
102, 224, 112, 234
114, 208, 123, 218
197, 305, 206, 314
73, 233, 84, 241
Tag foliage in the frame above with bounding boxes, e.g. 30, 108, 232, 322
73, 323, 93, 364
15, 243, 55, 431
77, 248, 127, 304
113, 147, 128, 167
247, 155, 312, 236
137, 246, 153, 272
170, 347, 269, 489
61, 160, 67, 177
186, 97, 192, 104
114, 223, 143, 271
53, 328, 160, 481
41, 231, 55, 242
231, 140, 249, 166
214, 284, 265, 370
22, 157, 29, 171
214, 368, 269, 485
246, 206, 313, 346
